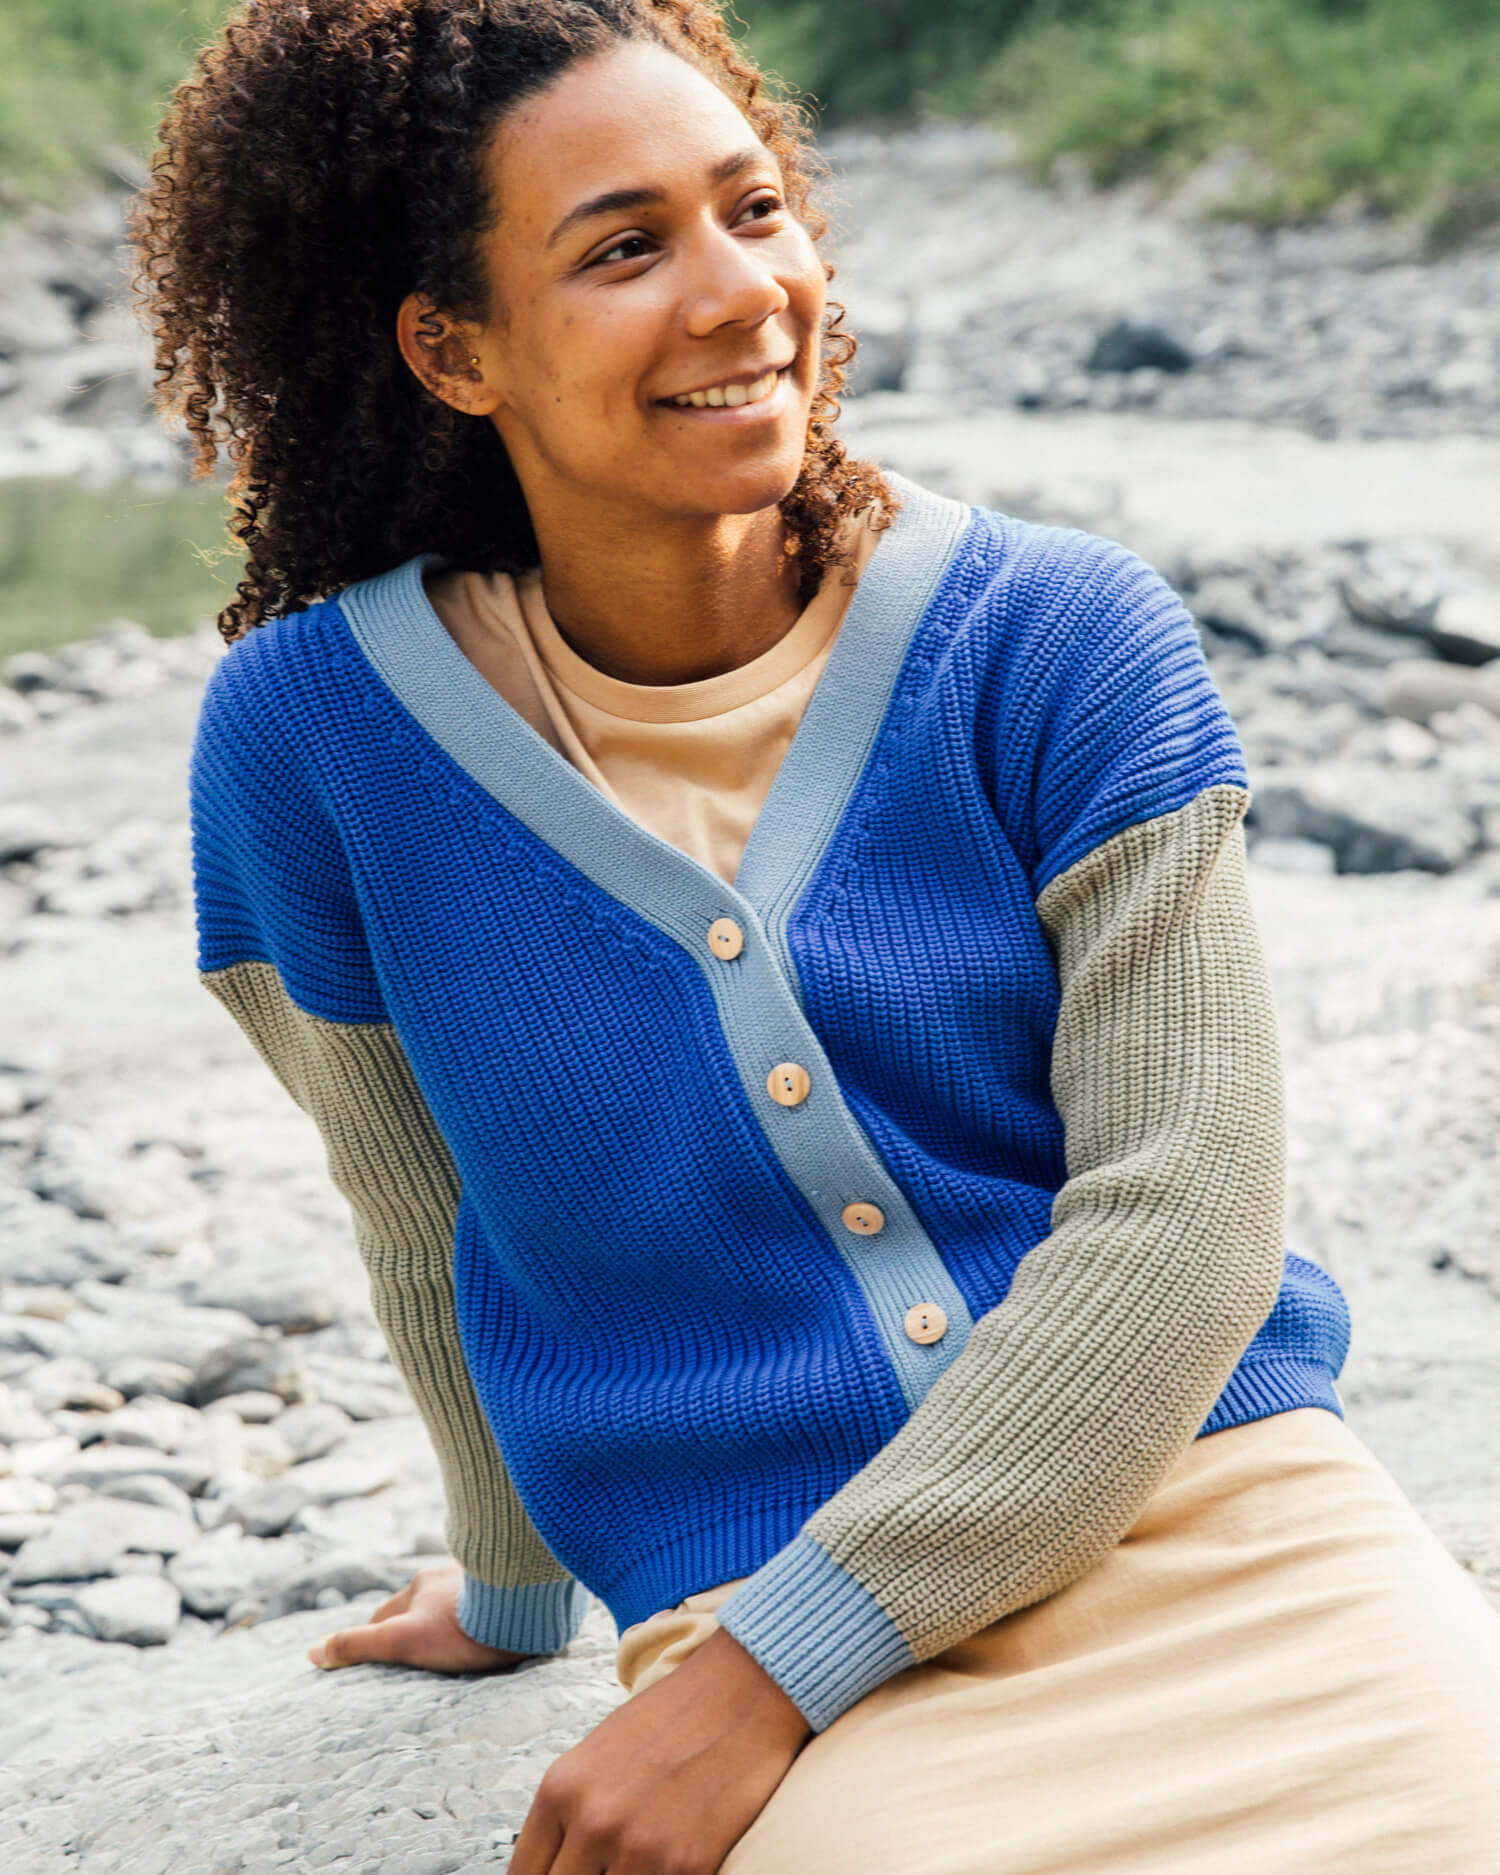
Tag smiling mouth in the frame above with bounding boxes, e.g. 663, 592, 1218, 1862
660, 365, 790, 410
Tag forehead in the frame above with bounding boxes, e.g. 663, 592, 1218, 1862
487, 40, 772, 233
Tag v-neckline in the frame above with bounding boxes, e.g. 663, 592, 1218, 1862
337, 473, 974, 993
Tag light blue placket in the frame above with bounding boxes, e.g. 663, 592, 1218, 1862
339, 477, 979, 1411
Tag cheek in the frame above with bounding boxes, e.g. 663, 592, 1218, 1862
785, 244, 828, 332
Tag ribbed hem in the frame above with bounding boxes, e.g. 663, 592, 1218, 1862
456, 1574, 592, 1656
1200, 1357, 1343, 1437
714, 1532, 915, 1733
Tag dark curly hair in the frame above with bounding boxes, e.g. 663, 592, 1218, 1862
131, 0, 892, 642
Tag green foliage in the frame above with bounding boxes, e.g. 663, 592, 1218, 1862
0, 477, 235, 658
745, 0, 1500, 242
0, 0, 225, 193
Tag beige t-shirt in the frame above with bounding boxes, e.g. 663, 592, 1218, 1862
425, 521, 881, 886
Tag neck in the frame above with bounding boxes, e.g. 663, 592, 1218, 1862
526, 496, 805, 686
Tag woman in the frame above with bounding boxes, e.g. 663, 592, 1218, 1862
137, 3, 1500, 1870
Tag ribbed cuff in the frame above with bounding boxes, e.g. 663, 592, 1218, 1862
713, 1532, 915, 1733
456, 1573, 592, 1656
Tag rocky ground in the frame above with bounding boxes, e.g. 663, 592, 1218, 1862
2, 130, 1500, 1872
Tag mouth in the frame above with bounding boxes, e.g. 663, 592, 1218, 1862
656, 362, 794, 412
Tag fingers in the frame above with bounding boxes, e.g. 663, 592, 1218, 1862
508, 1798, 567, 1875
367, 1579, 417, 1624
308, 1611, 417, 1671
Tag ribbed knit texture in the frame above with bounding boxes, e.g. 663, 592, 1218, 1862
718, 786, 1341, 1715
203, 961, 582, 1652
190, 504, 1351, 1725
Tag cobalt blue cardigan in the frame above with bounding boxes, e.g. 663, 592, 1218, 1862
191, 476, 1349, 1726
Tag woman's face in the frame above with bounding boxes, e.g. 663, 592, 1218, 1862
434, 40, 828, 526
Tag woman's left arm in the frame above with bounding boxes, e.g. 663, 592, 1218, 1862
511, 777, 1289, 1875
710, 779, 1288, 1726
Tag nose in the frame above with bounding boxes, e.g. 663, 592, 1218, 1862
682, 220, 789, 339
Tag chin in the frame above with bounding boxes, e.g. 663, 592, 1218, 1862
685, 452, 808, 520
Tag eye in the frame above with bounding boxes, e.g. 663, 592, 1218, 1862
735, 191, 783, 227
589, 232, 655, 268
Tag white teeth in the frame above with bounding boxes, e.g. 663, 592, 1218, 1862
668, 368, 781, 408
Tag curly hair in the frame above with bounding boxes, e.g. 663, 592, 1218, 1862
131, 0, 892, 641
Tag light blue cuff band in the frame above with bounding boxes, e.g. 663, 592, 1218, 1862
456, 1573, 592, 1656
714, 1532, 915, 1732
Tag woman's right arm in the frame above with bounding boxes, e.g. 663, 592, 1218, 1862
190, 641, 590, 1667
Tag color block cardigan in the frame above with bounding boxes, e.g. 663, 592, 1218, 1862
190, 475, 1351, 1731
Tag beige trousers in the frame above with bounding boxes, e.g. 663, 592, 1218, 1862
616, 1410, 1500, 1873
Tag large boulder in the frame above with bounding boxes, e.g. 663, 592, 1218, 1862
1251, 763, 1480, 874
70, 1574, 181, 1646
9, 1496, 199, 1585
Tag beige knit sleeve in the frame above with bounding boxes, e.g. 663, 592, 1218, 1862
793, 782, 1286, 1654
202, 960, 576, 1608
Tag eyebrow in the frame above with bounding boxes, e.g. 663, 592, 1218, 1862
545, 147, 768, 249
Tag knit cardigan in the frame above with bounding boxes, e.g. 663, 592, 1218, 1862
190, 475, 1350, 1732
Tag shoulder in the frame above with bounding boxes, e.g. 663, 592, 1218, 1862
933, 502, 1196, 667
922, 503, 1244, 891
196, 595, 355, 746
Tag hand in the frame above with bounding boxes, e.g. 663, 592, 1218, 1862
512, 1623, 811, 1875
306, 1562, 530, 1674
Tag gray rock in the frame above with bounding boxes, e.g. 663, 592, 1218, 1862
93, 1474, 196, 1519
1383, 658, 1500, 727
26, 1133, 206, 1234
0, 1592, 11, 1631
20, 1357, 122, 1414
180, 1259, 339, 1334
109, 1550, 166, 1577
66, 1290, 260, 1372
235, 1422, 296, 1479
40, 1441, 215, 1496
0, 1478, 56, 1516
211, 1390, 291, 1425
273, 1401, 353, 1462
166, 1527, 308, 1617
280, 1448, 404, 1507
0, 1381, 55, 1443
302, 1351, 411, 1421
71, 1573, 180, 1646
221, 1448, 400, 1540
0, 1186, 130, 1287
35, 870, 163, 919
223, 1478, 310, 1539
103, 1356, 196, 1402
0, 1514, 52, 1550
6, 1432, 80, 1477
261, 1551, 411, 1622
1337, 569, 1441, 637
0, 805, 73, 865
0, 1312, 74, 1360
1432, 591, 1500, 667
9, 1496, 199, 1583
1252, 764, 1481, 874
1086, 318, 1194, 375
0, 1066, 51, 1118
94, 1396, 204, 1452
0, 1282, 74, 1321
7, 1580, 88, 1611
193, 1333, 311, 1407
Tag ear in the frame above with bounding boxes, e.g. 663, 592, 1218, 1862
395, 293, 502, 416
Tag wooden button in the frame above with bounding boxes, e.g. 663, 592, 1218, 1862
766, 1062, 811, 1107
841, 1202, 885, 1236
707, 917, 744, 961
903, 1303, 948, 1345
